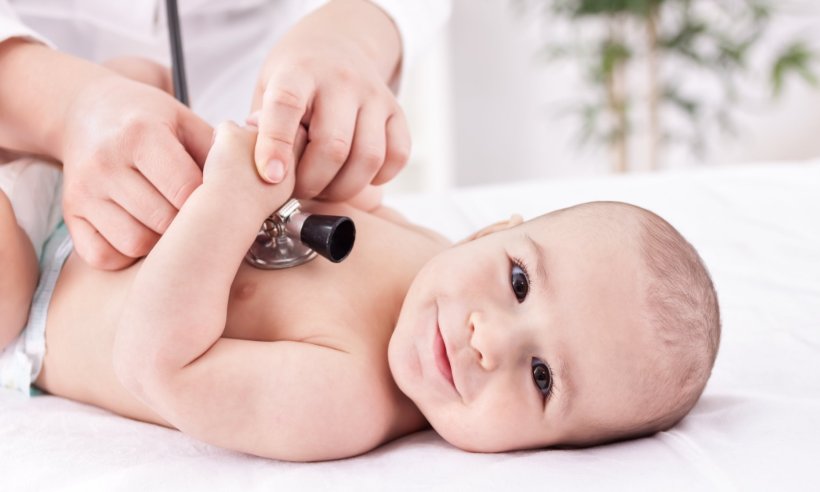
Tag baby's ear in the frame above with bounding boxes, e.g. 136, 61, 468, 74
457, 214, 523, 244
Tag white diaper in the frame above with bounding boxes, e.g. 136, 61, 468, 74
0, 158, 67, 397
0, 157, 63, 260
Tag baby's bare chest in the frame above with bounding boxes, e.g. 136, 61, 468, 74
221, 254, 410, 349
220, 210, 444, 347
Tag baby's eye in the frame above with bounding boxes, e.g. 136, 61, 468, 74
511, 262, 529, 303
531, 357, 553, 398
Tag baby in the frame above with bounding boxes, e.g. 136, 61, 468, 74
0, 122, 720, 461
0, 60, 720, 461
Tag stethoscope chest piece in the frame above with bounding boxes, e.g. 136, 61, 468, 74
244, 199, 356, 269
245, 220, 318, 269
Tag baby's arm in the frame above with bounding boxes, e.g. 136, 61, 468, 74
113, 123, 390, 461
0, 189, 38, 349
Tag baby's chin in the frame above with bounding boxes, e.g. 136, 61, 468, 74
385, 331, 404, 390
419, 410, 556, 453
435, 425, 551, 454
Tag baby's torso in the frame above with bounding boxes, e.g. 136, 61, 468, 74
35, 202, 448, 430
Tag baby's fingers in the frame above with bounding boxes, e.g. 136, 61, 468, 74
210, 121, 256, 162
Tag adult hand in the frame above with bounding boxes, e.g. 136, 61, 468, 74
250, 0, 410, 202
60, 73, 212, 270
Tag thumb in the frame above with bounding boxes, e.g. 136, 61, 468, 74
247, 112, 307, 163
251, 73, 312, 184
177, 108, 214, 168
253, 123, 294, 185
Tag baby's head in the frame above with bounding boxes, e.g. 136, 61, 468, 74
388, 201, 720, 452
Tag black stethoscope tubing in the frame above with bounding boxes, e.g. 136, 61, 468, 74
165, 0, 189, 106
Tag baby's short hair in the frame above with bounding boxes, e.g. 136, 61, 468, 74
634, 203, 720, 433
557, 201, 720, 443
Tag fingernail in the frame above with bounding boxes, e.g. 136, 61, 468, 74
265, 159, 284, 182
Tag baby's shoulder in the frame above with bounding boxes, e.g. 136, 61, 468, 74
368, 205, 451, 247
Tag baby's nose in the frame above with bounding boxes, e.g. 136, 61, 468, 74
468, 312, 510, 371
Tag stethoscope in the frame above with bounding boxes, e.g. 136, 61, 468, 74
164, 0, 355, 269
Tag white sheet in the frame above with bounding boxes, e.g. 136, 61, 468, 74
2, 160, 819, 491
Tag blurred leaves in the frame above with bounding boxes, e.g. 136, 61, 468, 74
552, 0, 664, 17
771, 41, 818, 97
516, 0, 819, 170
596, 39, 631, 81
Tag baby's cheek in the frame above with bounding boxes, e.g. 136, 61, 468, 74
453, 249, 494, 291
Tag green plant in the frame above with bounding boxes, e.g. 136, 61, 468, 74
517, 0, 818, 172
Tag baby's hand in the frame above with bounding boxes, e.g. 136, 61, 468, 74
202, 122, 298, 219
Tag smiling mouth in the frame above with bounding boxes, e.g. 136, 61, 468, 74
433, 323, 456, 391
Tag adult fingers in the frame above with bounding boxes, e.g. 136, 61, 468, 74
84, 198, 161, 259
347, 184, 384, 212
318, 104, 386, 201
66, 215, 134, 271
254, 73, 313, 183
253, 114, 308, 159
136, 132, 203, 210
109, 167, 178, 234
177, 108, 215, 168
293, 90, 358, 198
294, 123, 308, 162
372, 109, 411, 185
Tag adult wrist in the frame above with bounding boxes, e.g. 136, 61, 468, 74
352, 0, 402, 83
320, 0, 402, 84
354, 0, 402, 83
0, 39, 110, 160
46, 57, 115, 162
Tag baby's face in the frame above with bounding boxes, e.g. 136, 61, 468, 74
388, 208, 655, 451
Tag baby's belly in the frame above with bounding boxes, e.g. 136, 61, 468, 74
34, 252, 171, 426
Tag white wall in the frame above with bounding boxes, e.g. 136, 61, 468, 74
391, 0, 820, 192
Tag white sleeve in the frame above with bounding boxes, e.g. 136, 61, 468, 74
0, 1, 54, 47
366, 0, 452, 90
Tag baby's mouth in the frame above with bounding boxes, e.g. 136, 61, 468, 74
434, 322, 457, 392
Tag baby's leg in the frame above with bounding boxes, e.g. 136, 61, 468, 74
0, 189, 38, 349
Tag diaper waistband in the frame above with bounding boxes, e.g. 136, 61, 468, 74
0, 222, 72, 396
